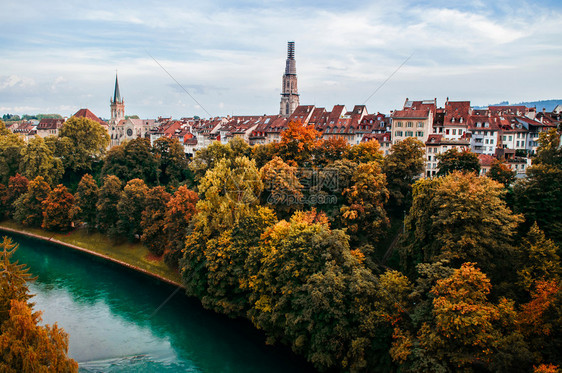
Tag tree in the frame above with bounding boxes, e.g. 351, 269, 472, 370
116, 178, 149, 241
57, 116, 110, 172
189, 140, 233, 183
340, 161, 389, 244
13, 176, 51, 227
314, 136, 350, 166
101, 138, 158, 185
163, 185, 199, 267
514, 129, 562, 243
488, 159, 516, 186
1, 174, 29, 219
278, 120, 320, 166
41, 184, 75, 231
0, 128, 25, 185
0, 237, 78, 372
251, 142, 278, 168
74, 174, 99, 229
152, 137, 188, 186
436, 148, 480, 176
140, 186, 171, 255
96, 175, 122, 235
260, 156, 303, 217
401, 172, 523, 281
382, 138, 425, 211
345, 140, 384, 164
19, 136, 63, 185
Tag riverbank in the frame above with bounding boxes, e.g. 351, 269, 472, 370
0, 221, 183, 287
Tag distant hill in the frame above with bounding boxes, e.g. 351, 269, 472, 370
475, 99, 562, 111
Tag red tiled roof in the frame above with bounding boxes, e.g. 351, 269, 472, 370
37, 118, 64, 130
72, 108, 106, 126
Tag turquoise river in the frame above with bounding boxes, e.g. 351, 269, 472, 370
7, 233, 315, 372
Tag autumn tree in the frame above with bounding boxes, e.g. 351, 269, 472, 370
0, 237, 78, 372
436, 148, 480, 176
152, 136, 188, 186
96, 175, 122, 235
116, 178, 149, 241
0, 129, 25, 185
189, 140, 234, 183
401, 172, 523, 281
260, 156, 303, 217
514, 129, 562, 243
140, 186, 171, 255
488, 159, 516, 186
278, 120, 320, 166
251, 142, 279, 168
57, 116, 110, 172
340, 161, 389, 243
13, 176, 51, 227
19, 136, 63, 185
73, 174, 99, 229
1, 174, 29, 219
345, 140, 384, 164
163, 185, 198, 267
382, 137, 425, 211
313, 136, 350, 166
41, 184, 75, 231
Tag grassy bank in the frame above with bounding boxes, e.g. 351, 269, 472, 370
0, 220, 182, 284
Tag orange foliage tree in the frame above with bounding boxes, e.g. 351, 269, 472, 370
42, 184, 75, 231
163, 185, 198, 267
278, 120, 320, 166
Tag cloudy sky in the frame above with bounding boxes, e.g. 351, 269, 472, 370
1, 0, 561, 119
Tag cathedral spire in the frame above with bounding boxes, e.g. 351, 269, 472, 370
280, 41, 299, 117
113, 73, 122, 104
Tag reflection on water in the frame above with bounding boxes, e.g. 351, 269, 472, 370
9, 234, 313, 373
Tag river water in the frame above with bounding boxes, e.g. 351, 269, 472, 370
7, 233, 314, 372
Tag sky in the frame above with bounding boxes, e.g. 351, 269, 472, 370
1, 0, 561, 119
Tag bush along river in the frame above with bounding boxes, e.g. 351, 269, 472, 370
8, 233, 314, 373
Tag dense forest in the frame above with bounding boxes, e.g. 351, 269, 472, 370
1, 117, 561, 372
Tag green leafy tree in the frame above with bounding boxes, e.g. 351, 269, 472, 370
488, 159, 516, 186
74, 174, 99, 229
189, 140, 233, 183
163, 185, 198, 267
13, 176, 51, 227
140, 186, 171, 255
96, 175, 122, 235
401, 172, 523, 281
152, 137, 188, 186
101, 138, 158, 185
251, 142, 278, 168
19, 136, 63, 185
57, 116, 110, 172
436, 148, 480, 176
514, 129, 562, 243
116, 178, 149, 241
0, 127, 26, 185
382, 138, 425, 211
41, 184, 75, 231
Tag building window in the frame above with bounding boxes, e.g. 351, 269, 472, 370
417, 122, 424, 127
509, 136, 512, 141
452, 129, 457, 135
407, 122, 413, 127
395, 122, 402, 127
406, 131, 413, 137
395, 131, 403, 137
416, 131, 424, 137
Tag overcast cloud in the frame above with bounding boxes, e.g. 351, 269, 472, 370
0, 0, 560, 118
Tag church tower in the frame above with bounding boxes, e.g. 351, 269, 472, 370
110, 73, 125, 126
280, 41, 299, 117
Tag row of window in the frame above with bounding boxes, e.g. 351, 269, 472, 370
395, 131, 424, 137
394, 121, 425, 128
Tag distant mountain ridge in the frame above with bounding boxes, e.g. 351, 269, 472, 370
475, 99, 562, 111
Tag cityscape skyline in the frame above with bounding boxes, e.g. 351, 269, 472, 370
1, 0, 561, 119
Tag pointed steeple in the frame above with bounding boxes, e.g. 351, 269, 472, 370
113, 73, 122, 104
280, 41, 299, 117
